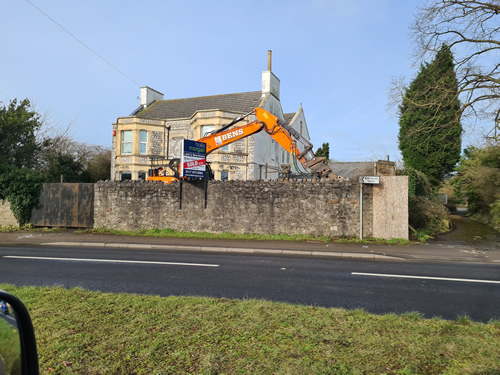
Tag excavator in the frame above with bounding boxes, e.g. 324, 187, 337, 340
147, 107, 340, 183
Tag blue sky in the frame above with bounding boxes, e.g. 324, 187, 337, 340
1, 0, 431, 162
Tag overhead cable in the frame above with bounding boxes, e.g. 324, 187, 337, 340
25, 0, 141, 87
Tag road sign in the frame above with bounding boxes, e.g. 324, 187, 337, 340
180, 139, 207, 178
359, 176, 380, 184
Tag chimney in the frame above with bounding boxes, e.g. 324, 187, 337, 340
140, 86, 164, 107
262, 50, 280, 99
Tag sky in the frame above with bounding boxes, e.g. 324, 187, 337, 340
0, 0, 461, 162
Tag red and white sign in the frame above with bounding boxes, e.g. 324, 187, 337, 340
183, 159, 206, 169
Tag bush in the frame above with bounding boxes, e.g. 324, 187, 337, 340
398, 167, 433, 198
398, 167, 451, 235
451, 144, 500, 228
490, 195, 500, 232
409, 196, 450, 234
0, 166, 45, 225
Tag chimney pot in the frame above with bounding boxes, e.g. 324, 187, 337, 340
267, 50, 272, 71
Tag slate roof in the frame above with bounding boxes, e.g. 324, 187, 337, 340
284, 113, 296, 125
328, 162, 376, 179
136, 91, 263, 120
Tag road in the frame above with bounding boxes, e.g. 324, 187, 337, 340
0, 244, 499, 322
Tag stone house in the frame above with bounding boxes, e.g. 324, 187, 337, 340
111, 52, 311, 181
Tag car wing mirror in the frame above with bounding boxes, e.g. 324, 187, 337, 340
0, 290, 39, 375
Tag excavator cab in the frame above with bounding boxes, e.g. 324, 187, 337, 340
147, 156, 214, 183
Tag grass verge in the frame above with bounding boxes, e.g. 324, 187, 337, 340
0, 317, 21, 374
0, 224, 66, 233
75, 227, 412, 245
1, 284, 498, 374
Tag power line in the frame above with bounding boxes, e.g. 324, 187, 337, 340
25, 0, 141, 88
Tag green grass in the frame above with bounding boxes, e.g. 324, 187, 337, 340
76, 227, 413, 245
0, 224, 66, 233
2, 284, 499, 374
0, 314, 22, 373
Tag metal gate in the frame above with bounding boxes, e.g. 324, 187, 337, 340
31, 183, 94, 228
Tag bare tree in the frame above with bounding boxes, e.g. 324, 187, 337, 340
411, 0, 500, 140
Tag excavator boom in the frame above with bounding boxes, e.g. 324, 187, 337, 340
147, 107, 339, 182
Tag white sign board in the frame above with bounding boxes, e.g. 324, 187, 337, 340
359, 176, 380, 184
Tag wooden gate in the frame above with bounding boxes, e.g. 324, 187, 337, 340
31, 183, 94, 228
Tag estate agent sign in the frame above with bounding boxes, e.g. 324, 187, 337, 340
180, 140, 207, 179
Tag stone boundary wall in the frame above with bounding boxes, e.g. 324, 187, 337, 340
94, 180, 373, 238
0, 200, 17, 227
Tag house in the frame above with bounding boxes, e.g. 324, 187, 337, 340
111, 51, 311, 181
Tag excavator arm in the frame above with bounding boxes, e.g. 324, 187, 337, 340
198, 107, 337, 179
148, 107, 339, 182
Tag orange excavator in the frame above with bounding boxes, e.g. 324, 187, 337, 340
147, 107, 339, 183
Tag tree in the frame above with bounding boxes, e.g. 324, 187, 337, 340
86, 148, 111, 181
0, 98, 111, 224
398, 45, 462, 187
40, 135, 111, 182
315, 142, 330, 160
411, 0, 500, 140
451, 143, 500, 219
45, 153, 92, 183
0, 99, 48, 169
0, 99, 50, 224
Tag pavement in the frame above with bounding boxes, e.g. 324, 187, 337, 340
1, 230, 499, 264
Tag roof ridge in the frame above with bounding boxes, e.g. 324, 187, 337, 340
156, 91, 261, 103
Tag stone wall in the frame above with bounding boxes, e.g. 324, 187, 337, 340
0, 200, 18, 227
94, 179, 372, 237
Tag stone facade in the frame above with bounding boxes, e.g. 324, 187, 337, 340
112, 54, 312, 182
0, 200, 17, 227
94, 179, 373, 238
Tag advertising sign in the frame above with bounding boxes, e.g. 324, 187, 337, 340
180, 139, 207, 178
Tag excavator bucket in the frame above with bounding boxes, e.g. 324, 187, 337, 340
305, 157, 341, 180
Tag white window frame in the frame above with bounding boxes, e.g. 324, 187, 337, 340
121, 130, 133, 154
201, 125, 215, 138
139, 130, 147, 155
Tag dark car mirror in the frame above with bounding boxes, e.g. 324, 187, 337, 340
0, 291, 38, 375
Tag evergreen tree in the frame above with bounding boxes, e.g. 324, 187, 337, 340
398, 45, 462, 187
315, 142, 330, 160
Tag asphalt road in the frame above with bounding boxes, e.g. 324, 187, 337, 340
1, 244, 499, 322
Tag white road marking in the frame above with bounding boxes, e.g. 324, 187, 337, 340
1, 314, 16, 324
3, 256, 219, 268
352, 272, 500, 284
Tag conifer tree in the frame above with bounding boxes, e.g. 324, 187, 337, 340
315, 142, 330, 160
398, 45, 462, 187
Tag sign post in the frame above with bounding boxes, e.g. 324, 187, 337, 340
359, 176, 380, 239
180, 140, 207, 179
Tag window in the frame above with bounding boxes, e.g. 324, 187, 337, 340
221, 144, 229, 152
221, 170, 229, 181
139, 131, 147, 154
201, 125, 215, 138
120, 171, 131, 181
122, 131, 133, 154
281, 150, 290, 164
138, 171, 146, 181
300, 121, 303, 135
271, 140, 276, 160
